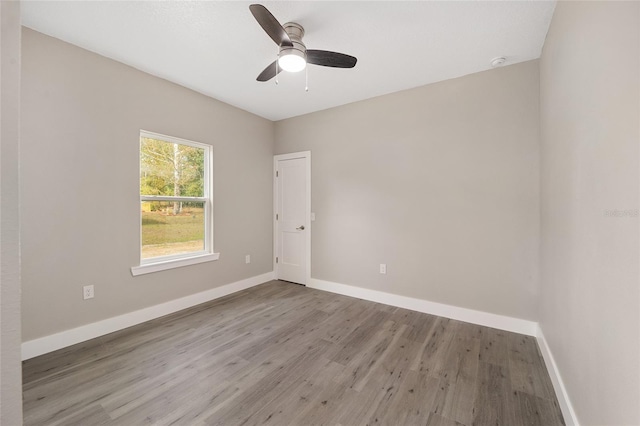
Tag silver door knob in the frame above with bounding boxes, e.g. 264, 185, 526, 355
296, 225, 305, 230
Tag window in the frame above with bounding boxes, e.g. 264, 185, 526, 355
131, 131, 218, 276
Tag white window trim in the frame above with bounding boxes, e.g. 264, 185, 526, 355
131, 130, 219, 276
131, 252, 220, 276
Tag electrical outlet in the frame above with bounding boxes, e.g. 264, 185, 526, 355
83, 285, 94, 300
379, 264, 387, 274
245, 255, 251, 264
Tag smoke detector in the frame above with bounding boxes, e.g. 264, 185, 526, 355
491, 57, 507, 67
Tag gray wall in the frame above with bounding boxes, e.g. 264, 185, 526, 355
21, 28, 275, 341
275, 61, 540, 320
539, 2, 639, 425
1, 1, 23, 423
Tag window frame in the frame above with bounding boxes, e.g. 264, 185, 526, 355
131, 130, 219, 276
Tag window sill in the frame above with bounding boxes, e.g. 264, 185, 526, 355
131, 252, 220, 276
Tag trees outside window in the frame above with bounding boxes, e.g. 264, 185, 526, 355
139, 131, 212, 262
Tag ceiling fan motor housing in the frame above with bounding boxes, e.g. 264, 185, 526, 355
280, 22, 306, 59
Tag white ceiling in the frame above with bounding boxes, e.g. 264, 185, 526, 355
21, 1, 556, 121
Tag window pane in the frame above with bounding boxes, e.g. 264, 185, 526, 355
140, 137, 205, 197
141, 201, 205, 259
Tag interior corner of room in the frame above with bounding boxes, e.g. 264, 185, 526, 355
1, 1, 639, 425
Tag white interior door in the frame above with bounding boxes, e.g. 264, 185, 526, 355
274, 152, 310, 285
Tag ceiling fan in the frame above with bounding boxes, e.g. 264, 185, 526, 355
249, 4, 357, 82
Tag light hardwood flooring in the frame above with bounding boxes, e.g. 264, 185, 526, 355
23, 280, 564, 426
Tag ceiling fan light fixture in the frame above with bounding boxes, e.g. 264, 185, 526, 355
278, 48, 306, 72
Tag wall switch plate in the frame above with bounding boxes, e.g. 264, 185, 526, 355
83, 285, 94, 300
245, 255, 251, 264
379, 264, 387, 274
310, 212, 316, 221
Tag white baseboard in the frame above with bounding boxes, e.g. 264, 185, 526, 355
536, 326, 580, 426
22, 271, 275, 360
308, 278, 538, 336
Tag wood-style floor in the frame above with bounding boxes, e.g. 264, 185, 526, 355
23, 280, 564, 426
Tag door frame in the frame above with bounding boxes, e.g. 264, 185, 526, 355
273, 151, 311, 285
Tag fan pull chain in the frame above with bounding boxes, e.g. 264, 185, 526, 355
275, 49, 279, 85
305, 65, 308, 92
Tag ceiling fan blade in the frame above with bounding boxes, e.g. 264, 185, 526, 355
256, 60, 283, 82
306, 50, 357, 68
249, 4, 293, 47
